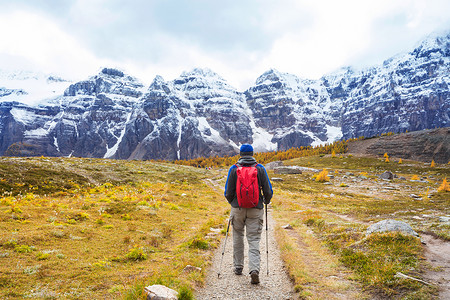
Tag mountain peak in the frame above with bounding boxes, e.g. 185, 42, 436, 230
254, 69, 303, 87
149, 75, 171, 93
255, 69, 283, 85
418, 30, 450, 47
180, 68, 223, 80
63, 67, 144, 97
151, 75, 165, 85
410, 31, 450, 59
100, 68, 125, 77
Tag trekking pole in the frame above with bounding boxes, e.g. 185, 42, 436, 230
218, 215, 232, 278
265, 203, 269, 276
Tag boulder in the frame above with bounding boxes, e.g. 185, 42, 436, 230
299, 167, 320, 172
274, 166, 303, 174
144, 285, 178, 300
439, 216, 450, 223
265, 161, 283, 170
379, 171, 394, 180
273, 166, 320, 174
366, 219, 419, 237
271, 177, 284, 182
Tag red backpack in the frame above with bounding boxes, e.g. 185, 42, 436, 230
235, 164, 260, 208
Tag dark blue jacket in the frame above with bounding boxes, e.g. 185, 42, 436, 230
224, 156, 273, 208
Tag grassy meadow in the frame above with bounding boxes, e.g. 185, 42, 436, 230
0, 157, 228, 299
271, 154, 449, 299
0, 152, 449, 299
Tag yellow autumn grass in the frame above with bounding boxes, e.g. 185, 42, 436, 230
0, 157, 228, 299
1, 152, 449, 299
269, 154, 448, 298
272, 191, 365, 299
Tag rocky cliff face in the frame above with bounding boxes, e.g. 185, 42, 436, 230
245, 70, 333, 151
324, 33, 449, 140
0, 32, 449, 160
0, 68, 144, 158
118, 69, 252, 160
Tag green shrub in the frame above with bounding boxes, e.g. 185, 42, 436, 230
36, 252, 50, 260
74, 212, 89, 221
178, 285, 193, 300
124, 282, 145, 300
125, 246, 147, 261
14, 244, 35, 253
188, 237, 209, 250
121, 214, 132, 221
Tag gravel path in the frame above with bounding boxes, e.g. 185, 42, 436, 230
195, 209, 295, 299
422, 234, 450, 299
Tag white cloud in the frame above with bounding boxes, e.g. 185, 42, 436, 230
68, 0, 120, 27
259, 0, 450, 79
121, 33, 252, 89
0, 0, 449, 90
0, 10, 109, 80
258, 1, 373, 78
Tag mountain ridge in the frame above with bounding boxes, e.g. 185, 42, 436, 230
347, 127, 450, 164
0, 31, 449, 160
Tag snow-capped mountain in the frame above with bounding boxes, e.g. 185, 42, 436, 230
323, 32, 449, 139
117, 68, 253, 160
0, 32, 449, 160
246, 69, 341, 151
0, 70, 70, 105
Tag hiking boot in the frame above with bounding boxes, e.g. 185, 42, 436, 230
250, 270, 260, 284
234, 267, 243, 275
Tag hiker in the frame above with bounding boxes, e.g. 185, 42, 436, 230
224, 144, 273, 284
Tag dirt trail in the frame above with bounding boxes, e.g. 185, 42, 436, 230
421, 234, 450, 299
195, 211, 296, 299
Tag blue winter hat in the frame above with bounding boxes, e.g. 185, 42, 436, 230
240, 144, 254, 156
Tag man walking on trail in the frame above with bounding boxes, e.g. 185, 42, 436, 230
224, 144, 273, 284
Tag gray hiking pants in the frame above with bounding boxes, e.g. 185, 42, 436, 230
231, 207, 264, 273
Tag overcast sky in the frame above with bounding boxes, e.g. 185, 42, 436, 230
0, 0, 449, 90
